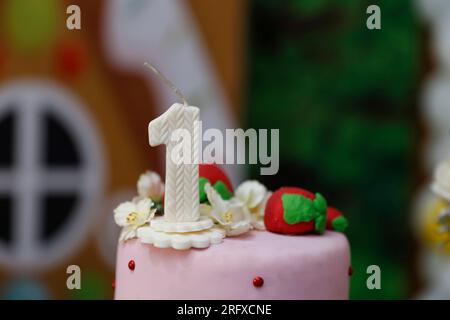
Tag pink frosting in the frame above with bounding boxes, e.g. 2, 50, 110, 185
115, 231, 350, 300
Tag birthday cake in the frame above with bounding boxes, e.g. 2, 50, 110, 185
113, 103, 351, 300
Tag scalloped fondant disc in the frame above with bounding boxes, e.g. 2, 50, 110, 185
149, 216, 213, 233
137, 226, 225, 250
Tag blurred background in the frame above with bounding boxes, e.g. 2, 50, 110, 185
0, 0, 449, 299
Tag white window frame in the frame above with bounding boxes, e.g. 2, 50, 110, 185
0, 80, 105, 272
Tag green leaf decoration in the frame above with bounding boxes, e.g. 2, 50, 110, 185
199, 177, 209, 203
213, 181, 233, 200
199, 178, 233, 204
315, 215, 326, 234
151, 200, 164, 214
282, 193, 329, 232
332, 216, 349, 232
313, 193, 327, 216
282, 194, 315, 225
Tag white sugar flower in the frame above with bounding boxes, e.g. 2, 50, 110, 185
204, 183, 252, 236
114, 198, 156, 242
137, 171, 165, 201
235, 180, 271, 230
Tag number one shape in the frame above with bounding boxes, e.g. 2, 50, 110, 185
148, 103, 200, 222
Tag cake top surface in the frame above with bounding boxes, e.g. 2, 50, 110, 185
113, 165, 348, 250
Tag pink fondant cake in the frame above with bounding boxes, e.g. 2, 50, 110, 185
113, 74, 351, 300
114, 230, 350, 300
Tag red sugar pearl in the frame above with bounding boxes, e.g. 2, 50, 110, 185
112, 280, 116, 289
253, 276, 264, 288
128, 260, 135, 271
348, 266, 353, 276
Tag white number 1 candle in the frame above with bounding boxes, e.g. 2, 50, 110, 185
137, 63, 221, 249
148, 103, 200, 222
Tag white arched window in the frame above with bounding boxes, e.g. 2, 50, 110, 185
0, 81, 104, 271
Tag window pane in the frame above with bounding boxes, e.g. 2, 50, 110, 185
0, 195, 12, 244
42, 111, 81, 167
0, 111, 15, 168
41, 193, 78, 242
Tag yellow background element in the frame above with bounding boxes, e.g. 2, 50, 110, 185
422, 198, 450, 254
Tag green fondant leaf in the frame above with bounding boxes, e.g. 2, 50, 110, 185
199, 177, 209, 203
332, 216, 349, 232
313, 193, 327, 217
213, 180, 233, 200
282, 194, 302, 211
282, 194, 315, 225
152, 201, 164, 214
284, 208, 299, 225
315, 215, 326, 234
300, 200, 315, 220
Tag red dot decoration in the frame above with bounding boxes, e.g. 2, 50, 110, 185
348, 266, 353, 276
128, 260, 135, 271
253, 276, 264, 288
111, 280, 116, 289
55, 39, 86, 78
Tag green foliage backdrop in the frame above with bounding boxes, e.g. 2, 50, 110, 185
247, 0, 421, 298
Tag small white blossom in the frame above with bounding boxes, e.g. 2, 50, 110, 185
235, 180, 271, 230
137, 171, 165, 201
114, 198, 156, 242
204, 183, 252, 236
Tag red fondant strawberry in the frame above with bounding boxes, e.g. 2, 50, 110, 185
326, 207, 348, 232
265, 187, 349, 235
264, 187, 327, 235
199, 163, 233, 202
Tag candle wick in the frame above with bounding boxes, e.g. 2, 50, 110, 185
143, 62, 188, 107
